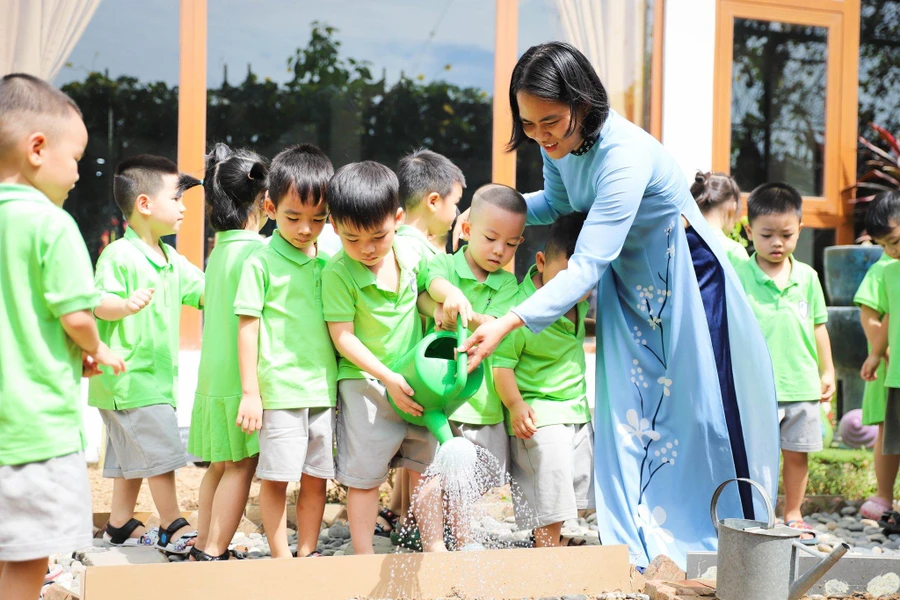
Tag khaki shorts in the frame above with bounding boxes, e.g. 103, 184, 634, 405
336, 378, 437, 489
256, 407, 335, 481
0, 452, 92, 561
510, 422, 595, 529
100, 405, 187, 479
778, 401, 823, 453
450, 421, 509, 485
883, 388, 900, 455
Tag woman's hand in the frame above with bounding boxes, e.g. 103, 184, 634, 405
457, 312, 524, 372
452, 207, 471, 251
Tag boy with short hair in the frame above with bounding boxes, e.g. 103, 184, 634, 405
861, 191, 900, 470
493, 212, 594, 547
0, 73, 124, 599
396, 148, 465, 259
426, 184, 525, 473
734, 182, 835, 541
89, 154, 205, 554
233, 144, 337, 559
322, 161, 445, 555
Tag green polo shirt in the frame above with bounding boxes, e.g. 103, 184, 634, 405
322, 237, 428, 381
714, 229, 749, 267
195, 230, 265, 404
426, 247, 519, 425
734, 255, 827, 402
88, 227, 205, 410
493, 265, 591, 435
234, 231, 337, 409
855, 252, 894, 404
0, 184, 100, 466
880, 261, 900, 388
396, 224, 439, 262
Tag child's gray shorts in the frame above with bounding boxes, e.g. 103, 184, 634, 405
510, 422, 595, 529
256, 407, 335, 481
883, 387, 900, 455
777, 401, 823, 453
450, 421, 510, 486
99, 405, 187, 479
335, 378, 437, 489
0, 451, 92, 561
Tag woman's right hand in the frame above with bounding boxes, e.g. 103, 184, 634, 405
457, 312, 524, 372
452, 207, 471, 251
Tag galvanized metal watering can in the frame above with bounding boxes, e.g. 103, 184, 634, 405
711, 478, 849, 600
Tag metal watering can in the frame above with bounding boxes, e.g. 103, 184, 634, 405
711, 478, 849, 600
387, 320, 484, 444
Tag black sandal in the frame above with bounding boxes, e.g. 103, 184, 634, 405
880, 510, 900, 535
189, 546, 229, 561
156, 517, 197, 555
103, 518, 149, 547
375, 508, 399, 537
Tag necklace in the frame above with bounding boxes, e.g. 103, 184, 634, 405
571, 135, 598, 156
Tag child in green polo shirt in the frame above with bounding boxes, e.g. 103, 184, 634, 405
734, 182, 835, 543
186, 144, 268, 562
89, 155, 206, 555
690, 171, 748, 267
861, 191, 900, 478
426, 183, 525, 475
233, 144, 338, 560
493, 212, 594, 547
0, 73, 125, 600
854, 243, 897, 521
322, 161, 446, 555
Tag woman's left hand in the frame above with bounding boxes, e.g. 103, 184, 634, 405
457, 312, 524, 372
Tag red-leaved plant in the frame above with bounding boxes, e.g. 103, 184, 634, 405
849, 123, 900, 243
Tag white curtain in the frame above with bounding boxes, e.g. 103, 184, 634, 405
555, 0, 649, 126
1, 0, 102, 81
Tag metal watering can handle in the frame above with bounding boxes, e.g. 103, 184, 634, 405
709, 478, 775, 532
456, 320, 468, 389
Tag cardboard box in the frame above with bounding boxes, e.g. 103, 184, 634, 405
83, 545, 642, 599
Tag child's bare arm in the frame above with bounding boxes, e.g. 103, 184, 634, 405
94, 289, 154, 321
60, 310, 125, 374
327, 321, 424, 416
493, 367, 536, 439
428, 278, 474, 327
814, 323, 835, 402
236, 315, 263, 433
863, 313, 891, 381
860, 305, 884, 346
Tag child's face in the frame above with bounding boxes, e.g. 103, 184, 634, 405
747, 212, 801, 265
265, 189, 327, 251
462, 204, 525, 273
873, 219, 900, 260
429, 181, 463, 237
28, 111, 88, 206
141, 174, 186, 236
333, 209, 403, 268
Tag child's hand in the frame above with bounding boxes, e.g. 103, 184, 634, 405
125, 288, 154, 315
442, 288, 474, 329
509, 400, 538, 440
385, 373, 423, 417
820, 371, 836, 402
236, 393, 263, 434
81, 351, 102, 378
862, 354, 883, 382
91, 343, 126, 375
433, 302, 447, 331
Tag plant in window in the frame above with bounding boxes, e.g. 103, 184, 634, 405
850, 122, 900, 243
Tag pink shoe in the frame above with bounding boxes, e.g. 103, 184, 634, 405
860, 497, 893, 520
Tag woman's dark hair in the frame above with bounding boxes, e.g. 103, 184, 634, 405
691, 171, 741, 215
507, 42, 610, 151
203, 143, 268, 232
866, 190, 900, 239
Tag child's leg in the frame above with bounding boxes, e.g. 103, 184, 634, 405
296, 474, 327, 557
205, 457, 257, 557
409, 471, 447, 553
0, 558, 46, 600
109, 477, 146, 536
534, 522, 563, 548
875, 423, 900, 505
259, 480, 290, 558
147, 471, 193, 540
781, 450, 809, 523
348, 487, 380, 555
194, 461, 225, 551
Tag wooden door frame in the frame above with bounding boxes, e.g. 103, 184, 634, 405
712, 0, 859, 244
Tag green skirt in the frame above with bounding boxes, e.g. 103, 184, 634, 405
862, 359, 889, 426
188, 393, 259, 462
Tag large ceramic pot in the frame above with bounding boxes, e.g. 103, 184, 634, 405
823, 245, 884, 306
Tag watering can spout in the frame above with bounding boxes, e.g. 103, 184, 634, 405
788, 542, 849, 600
422, 410, 454, 444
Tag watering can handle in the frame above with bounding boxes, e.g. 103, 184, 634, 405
709, 478, 775, 532
456, 320, 469, 387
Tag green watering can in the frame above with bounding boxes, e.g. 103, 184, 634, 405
387, 320, 484, 444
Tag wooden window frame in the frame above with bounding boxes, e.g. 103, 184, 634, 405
712, 0, 860, 244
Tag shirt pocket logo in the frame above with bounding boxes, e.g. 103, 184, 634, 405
798, 300, 809, 319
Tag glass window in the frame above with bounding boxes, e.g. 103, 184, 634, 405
730, 19, 828, 198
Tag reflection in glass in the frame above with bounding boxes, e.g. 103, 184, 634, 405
730, 19, 827, 197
